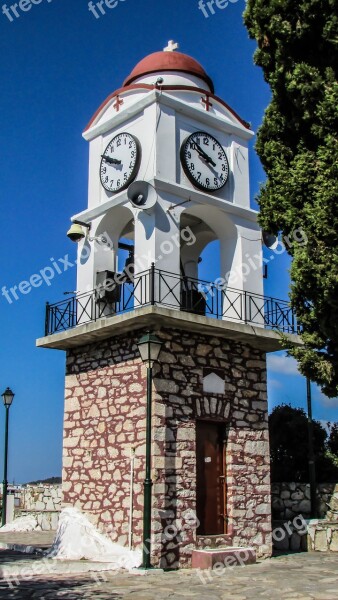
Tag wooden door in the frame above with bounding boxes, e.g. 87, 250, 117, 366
196, 421, 227, 535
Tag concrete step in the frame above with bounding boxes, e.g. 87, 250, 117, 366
192, 546, 256, 570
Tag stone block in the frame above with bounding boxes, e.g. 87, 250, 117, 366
64, 436, 80, 448
273, 533, 289, 551
51, 512, 60, 530
41, 514, 51, 531
128, 383, 143, 392
87, 404, 100, 418
66, 375, 79, 389
101, 511, 112, 522
154, 457, 182, 470
314, 529, 328, 551
290, 532, 301, 551
297, 499, 311, 514
192, 547, 256, 570
45, 499, 55, 511
179, 355, 195, 366
154, 379, 178, 394
244, 441, 269, 456
65, 397, 80, 412
291, 491, 304, 500
255, 504, 270, 515
176, 428, 195, 441
330, 530, 338, 551
196, 344, 212, 357
160, 352, 177, 364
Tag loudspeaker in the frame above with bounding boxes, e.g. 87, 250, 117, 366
262, 231, 279, 250
127, 181, 157, 210
95, 271, 121, 304
181, 289, 206, 316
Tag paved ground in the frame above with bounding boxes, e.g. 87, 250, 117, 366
0, 532, 337, 599
0, 531, 55, 549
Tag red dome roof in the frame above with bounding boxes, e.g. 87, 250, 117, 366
123, 51, 214, 93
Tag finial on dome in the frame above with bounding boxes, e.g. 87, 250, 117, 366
163, 40, 179, 52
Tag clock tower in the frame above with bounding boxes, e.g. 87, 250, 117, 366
38, 43, 300, 568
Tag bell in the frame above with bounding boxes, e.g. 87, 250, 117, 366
67, 223, 85, 242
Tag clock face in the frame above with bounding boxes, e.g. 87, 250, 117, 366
181, 131, 229, 192
100, 132, 141, 193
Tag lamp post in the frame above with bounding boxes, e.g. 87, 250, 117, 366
1, 387, 15, 527
137, 332, 162, 569
306, 377, 317, 518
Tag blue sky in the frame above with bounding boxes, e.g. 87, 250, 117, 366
0, 0, 336, 483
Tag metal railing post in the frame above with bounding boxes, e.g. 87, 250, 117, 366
150, 263, 155, 306
244, 291, 248, 324
45, 302, 50, 336
72, 296, 76, 328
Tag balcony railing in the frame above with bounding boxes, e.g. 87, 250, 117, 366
45, 266, 299, 337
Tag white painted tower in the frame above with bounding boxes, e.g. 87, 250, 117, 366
72, 41, 263, 314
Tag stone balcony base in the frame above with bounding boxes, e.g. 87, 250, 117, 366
37, 305, 302, 352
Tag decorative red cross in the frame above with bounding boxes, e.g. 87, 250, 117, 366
201, 95, 213, 111
113, 96, 124, 112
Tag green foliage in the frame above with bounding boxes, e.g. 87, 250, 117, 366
269, 404, 338, 482
244, 0, 338, 396
24, 476, 61, 486
327, 422, 338, 455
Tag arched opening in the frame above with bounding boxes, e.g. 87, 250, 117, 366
180, 206, 237, 318
199, 239, 221, 284
92, 206, 136, 314
117, 218, 134, 281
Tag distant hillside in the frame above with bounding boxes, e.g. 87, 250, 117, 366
24, 476, 62, 485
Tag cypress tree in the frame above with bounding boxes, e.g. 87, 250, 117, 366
244, 0, 338, 396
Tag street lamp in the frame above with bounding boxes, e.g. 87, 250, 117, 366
137, 332, 162, 569
306, 377, 317, 518
1, 387, 15, 527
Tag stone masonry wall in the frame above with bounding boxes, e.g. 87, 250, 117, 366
14, 484, 62, 531
63, 338, 147, 549
20, 485, 62, 512
272, 482, 336, 520
151, 330, 271, 566
63, 328, 271, 568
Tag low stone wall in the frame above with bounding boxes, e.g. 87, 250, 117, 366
272, 518, 308, 552
15, 510, 60, 531
19, 485, 62, 512
272, 483, 338, 553
307, 520, 338, 552
271, 482, 336, 519
12, 484, 62, 531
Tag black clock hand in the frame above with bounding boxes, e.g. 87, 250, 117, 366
101, 154, 122, 165
193, 142, 217, 167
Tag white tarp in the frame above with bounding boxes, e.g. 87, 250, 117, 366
0, 515, 41, 532
46, 507, 142, 569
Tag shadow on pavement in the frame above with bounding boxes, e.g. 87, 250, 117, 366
0, 550, 43, 564
0, 571, 122, 599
